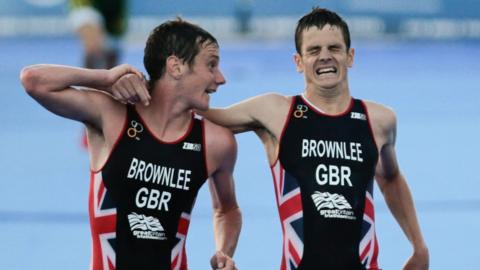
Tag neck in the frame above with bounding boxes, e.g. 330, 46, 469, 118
303, 84, 351, 114
135, 84, 193, 141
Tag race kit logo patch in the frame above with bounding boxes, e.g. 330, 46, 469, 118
182, 142, 201, 152
127, 120, 144, 141
311, 191, 356, 220
293, 104, 308, 119
128, 212, 167, 240
350, 112, 366, 121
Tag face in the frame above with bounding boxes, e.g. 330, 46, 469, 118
294, 25, 354, 91
179, 42, 226, 111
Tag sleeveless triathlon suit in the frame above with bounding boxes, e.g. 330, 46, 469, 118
88, 106, 207, 270
271, 95, 380, 270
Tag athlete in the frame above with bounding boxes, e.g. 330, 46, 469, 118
69, 0, 127, 69
20, 19, 241, 270
203, 8, 430, 269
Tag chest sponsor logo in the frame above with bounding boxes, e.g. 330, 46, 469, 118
128, 212, 167, 240
293, 104, 308, 119
350, 112, 367, 121
311, 191, 356, 220
183, 142, 201, 152
127, 120, 144, 141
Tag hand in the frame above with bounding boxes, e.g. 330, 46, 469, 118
109, 65, 151, 106
403, 246, 429, 270
210, 251, 237, 270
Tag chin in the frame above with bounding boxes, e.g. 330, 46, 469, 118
320, 83, 338, 89
196, 106, 209, 112
193, 102, 209, 112
316, 78, 340, 89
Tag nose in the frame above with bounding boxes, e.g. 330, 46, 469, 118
216, 70, 226, 85
319, 48, 332, 62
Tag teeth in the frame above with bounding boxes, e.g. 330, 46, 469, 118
316, 67, 336, 75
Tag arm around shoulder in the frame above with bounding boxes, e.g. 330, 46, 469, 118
204, 92, 291, 133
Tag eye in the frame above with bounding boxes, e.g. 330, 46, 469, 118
208, 61, 218, 70
329, 45, 342, 52
307, 47, 321, 56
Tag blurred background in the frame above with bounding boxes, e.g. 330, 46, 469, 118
1, 0, 479, 269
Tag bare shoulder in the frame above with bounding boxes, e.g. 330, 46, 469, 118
363, 100, 397, 131
260, 92, 291, 101
225, 92, 291, 111
82, 87, 126, 140
203, 118, 237, 154
84, 87, 126, 122
83, 87, 123, 110
202, 118, 237, 175
250, 92, 292, 107
247, 92, 293, 123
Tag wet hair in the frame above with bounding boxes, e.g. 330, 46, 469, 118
143, 17, 218, 89
295, 7, 351, 54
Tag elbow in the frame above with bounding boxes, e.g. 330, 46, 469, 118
214, 204, 242, 218
20, 66, 43, 96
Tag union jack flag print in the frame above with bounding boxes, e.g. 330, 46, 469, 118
271, 162, 381, 270
271, 161, 304, 270
360, 182, 380, 270
89, 171, 117, 270
171, 212, 190, 270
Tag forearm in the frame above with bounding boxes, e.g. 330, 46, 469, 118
213, 206, 242, 257
20, 64, 110, 93
381, 175, 427, 250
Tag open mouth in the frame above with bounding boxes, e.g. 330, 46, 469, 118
315, 66, 337, 75
205, 89, 216, 94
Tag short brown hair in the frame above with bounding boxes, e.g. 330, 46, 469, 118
295, 7, 351, 54
143, 18, 218, 88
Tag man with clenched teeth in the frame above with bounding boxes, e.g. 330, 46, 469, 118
205, 7, 429, 270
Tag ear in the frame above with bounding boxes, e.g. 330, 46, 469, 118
166, 55, 185, 79
294, 53, 304, 73
347, 47, 355, 68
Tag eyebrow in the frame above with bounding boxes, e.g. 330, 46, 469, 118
306, 45, 321, 52
329, 43, 342, 48
306, 43, 343, 51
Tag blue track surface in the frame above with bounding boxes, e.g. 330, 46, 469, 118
1, 36, 479, 269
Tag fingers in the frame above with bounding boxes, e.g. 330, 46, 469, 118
210, 251, 223, 269
115, 64, 143, 78
221, 258, 236, 270
210, 251, 236, 270
111, 78, 135, 104
122, 75, 146, 104
122, 64, 144, 79
111, 73, 150, 106
133, 76, 151, 106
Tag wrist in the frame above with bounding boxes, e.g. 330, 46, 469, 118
86, 68, 113, 92
413, 243, 429, 256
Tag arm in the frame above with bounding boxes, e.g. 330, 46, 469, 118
205, 93, 292, 164
204, 92, 290, 134
209, 171, 242, 258
206, 123, 241, 270
20, 64, 148, 128
374, 110, 429, 270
